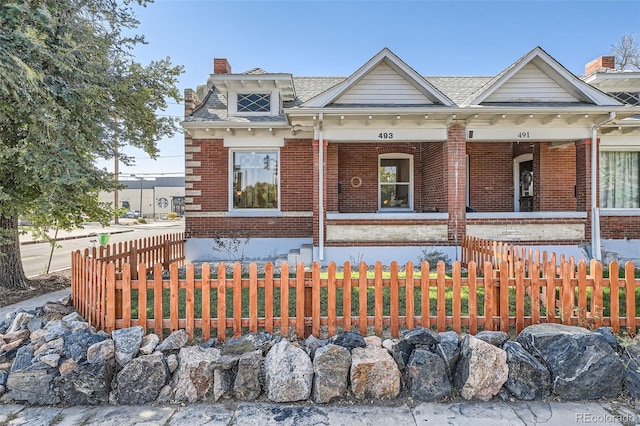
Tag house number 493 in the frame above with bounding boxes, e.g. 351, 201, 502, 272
378, 132, 394, 139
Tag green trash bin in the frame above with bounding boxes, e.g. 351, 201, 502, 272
98, 233, 110, 247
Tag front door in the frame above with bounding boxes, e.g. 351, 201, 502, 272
518, 160, 534, 212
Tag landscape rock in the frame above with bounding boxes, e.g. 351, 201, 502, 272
166, 353, 178, 373
86, 339, 115, 364
156, 329, 188, 352
222, 332, 274, 356
64, 329, 108, 361
42, 302, 71, 316
265, 340, 313, 402
305, 335, 327, 360
59, 358, 78, 375
383, 338, 414, 371
6, 312, 34, 334
7, 362, 60, 405
453, 335, 508, 401
3, 329, 30, 344
56, 359, 113, 405
622, 343, 640, 398
364, 335, 382, 347
517, 323, 624, 400
312, 344, 351, 403
475, 331, 510, 348
403, 327, 437, 349
34, 337, 63, 357
328, 331, 366, 351
435, 331, 460, 379
351, 344, 401, 399
405, 347, 451, 401
234, 349, 263, 401
112, 326, 144, 367
113, 352, 168, 404
503, 341, 551, 400
10, 345, 34, 372
44, 320, 68, 342
172, 346, 220, 402
595, 327, 621, 353
139, 333, 160, 355
26, 317, 47, 333
213, 368, 236, 401
38, 354, 61, 368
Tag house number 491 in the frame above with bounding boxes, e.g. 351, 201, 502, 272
378, 132, 394, 139
517, 132, 530, 138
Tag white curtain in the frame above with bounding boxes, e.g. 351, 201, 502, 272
600, 151, 640, 208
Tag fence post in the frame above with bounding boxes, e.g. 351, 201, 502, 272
163, 239, 171, 270
129, 242, 138, 280
304, 268, 313, 338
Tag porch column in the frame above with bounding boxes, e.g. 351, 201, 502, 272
312, 139, 328, 257
575, 139, 592, 241
446, 123, 467, 245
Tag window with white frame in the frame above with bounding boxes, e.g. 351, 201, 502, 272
600, 151, 640, 208
379, 154, 412, 210
237, 93, 271, 112
231, 150, 279, 209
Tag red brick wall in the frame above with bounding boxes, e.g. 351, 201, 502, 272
447, 124, 466, 241
600, 216, 640, 239
337, 143, 422, 213
186, 138, 314, 239
536, 142, 577, 211
466, 142, 514, 212
422, 142, 447, 212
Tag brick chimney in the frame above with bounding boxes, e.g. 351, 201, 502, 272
214, 58, 232, 75
585, 56, 615, 75
183, 88, 198, 117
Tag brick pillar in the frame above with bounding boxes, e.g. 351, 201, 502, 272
312, 140, 328, 248
184, 89, 198, 117
446, 124, 467, 244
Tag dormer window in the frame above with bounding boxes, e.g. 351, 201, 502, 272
237, 93, 271, 112
228, 90, 279, 116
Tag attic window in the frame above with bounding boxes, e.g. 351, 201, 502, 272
237, 93, 271, 112
609, 92, 640, 106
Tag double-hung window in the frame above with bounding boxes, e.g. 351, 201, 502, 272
231, 150, 279, 210
379, 154, 412, 210
600, 151, 640, 208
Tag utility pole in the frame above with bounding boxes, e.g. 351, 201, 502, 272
114, 143, 119, 224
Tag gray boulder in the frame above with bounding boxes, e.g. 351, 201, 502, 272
56, 359, 114, 405
382, 338, 414, 371
312, 344, 351, 403
213, 368, 236, 401
222, 332, 274, 356
7, 362, 60, 405
517, 324, 624, 400
503, 341, 551, 400
403, 327, 438, 349
112, 326, 144, 367
350, 344, 401, 399
453, 335, 508, 401
265, 340, 313, 403
6, 312, 34, 334
172, 346, 221, 403
435, 331, 460, 379
405, 347, 451, 401
156, 329, 188, 352
475, 331, 510, 348
234, 349, 263, 401
64, 329, 108, 361
112, 352, 168, 404
328, 332, 366, 351
139, 333, 160, 355
86, 339, 115, 364
305, 335, 328, 359
622, 343, 640, 398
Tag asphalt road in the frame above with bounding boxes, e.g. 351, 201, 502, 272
20, 221, 185, 278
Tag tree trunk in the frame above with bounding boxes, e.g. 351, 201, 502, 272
0, 214, 29, 289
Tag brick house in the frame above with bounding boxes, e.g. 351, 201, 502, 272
181, 47, 640, 265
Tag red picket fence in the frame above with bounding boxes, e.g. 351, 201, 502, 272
72, 250, 639, 341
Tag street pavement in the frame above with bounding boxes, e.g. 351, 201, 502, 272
0, 400, 638, 425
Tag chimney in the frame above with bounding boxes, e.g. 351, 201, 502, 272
585, 56, 615, 75
214, 58, 232, 75
184, 88, 198, 117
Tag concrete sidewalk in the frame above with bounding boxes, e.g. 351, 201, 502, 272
0, 400, 637, 426
0, 288, 70, 320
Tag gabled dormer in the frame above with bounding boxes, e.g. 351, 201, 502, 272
462, 47, 620, 106
302, 48, 454, 108
206, 58, 295, 117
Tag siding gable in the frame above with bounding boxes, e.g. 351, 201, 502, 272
482, 62, 580, 103
333, 62, 433, 105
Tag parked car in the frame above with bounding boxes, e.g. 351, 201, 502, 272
124, 210, 140, 218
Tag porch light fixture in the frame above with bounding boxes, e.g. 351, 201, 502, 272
339, 115, 344, 126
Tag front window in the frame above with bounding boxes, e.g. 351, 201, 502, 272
232, 151, 279, 209
237, 93, 271, 112
600, 151, 640, 208
379, 154, 412, 210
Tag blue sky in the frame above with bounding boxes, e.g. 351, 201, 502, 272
101, 0, 640, 178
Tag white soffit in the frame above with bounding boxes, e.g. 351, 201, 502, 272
302, 48, 454, 107
466, 47, 622, 106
